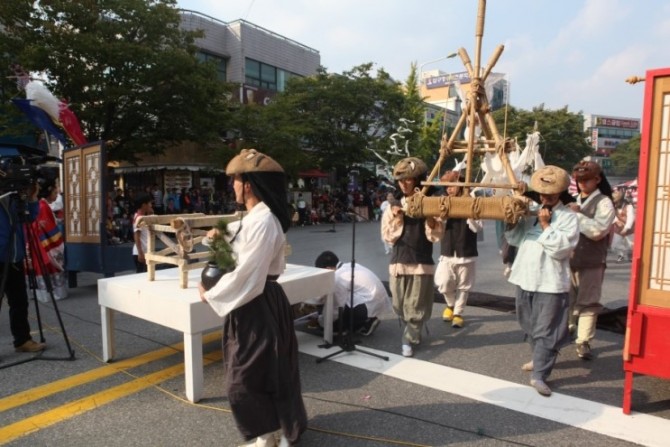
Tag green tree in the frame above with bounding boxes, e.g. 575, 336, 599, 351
224, 93, 311, 178
0, 0, 231, 161
400, 63, 428, 162
256, 64, 410, 178
492, 105, 592, 171
610, 134, 641, 177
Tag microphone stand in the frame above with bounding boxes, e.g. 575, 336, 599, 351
317, 208, 388, 363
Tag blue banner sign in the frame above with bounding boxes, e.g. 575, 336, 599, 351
426, 71, 471, 89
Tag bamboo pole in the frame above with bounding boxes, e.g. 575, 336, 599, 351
421, 181, 521, 189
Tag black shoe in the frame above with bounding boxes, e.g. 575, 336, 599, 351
577, 342, 592, 360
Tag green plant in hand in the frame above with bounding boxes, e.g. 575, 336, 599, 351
210, 220, 236, 271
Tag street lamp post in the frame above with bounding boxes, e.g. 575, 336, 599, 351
418, 53, 458, 86
419, 53, 457, 126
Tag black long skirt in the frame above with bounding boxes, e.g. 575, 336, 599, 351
223, 280, 307, 444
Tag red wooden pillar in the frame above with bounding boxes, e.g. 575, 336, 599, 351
622, 67, 670, 414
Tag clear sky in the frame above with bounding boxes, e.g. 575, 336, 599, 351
177, 0, 670, 120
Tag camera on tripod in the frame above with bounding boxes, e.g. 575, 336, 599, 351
0, 144, 60, 195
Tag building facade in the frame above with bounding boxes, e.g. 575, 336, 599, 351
419, 69, 507, 137
584, 114, 640, 157
180, 10, 321, 105
114, 10, 321, 198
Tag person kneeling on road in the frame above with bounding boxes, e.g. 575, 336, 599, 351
312, 250, 391, 336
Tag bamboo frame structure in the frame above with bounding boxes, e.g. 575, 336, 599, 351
406, 0, 530, 224
138, 212, 243, 288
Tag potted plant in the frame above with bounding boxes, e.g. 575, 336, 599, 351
201, 220, 236, 291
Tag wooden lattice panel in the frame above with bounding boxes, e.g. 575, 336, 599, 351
649, 93, 670, 292
65, 153, 82, 238
85, 150, 101, 238
64, 143, 103, 243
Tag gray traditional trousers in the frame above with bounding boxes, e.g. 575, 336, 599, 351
515, 287, 570, 381
390, 274, 434, 344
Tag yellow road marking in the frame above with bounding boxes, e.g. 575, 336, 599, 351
0, 330, 222, 413
0, 350, 223, 444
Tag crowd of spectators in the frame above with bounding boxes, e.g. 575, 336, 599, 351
105, 184, 240, 244
289, 186, 392, 226
103, 177, 397, 245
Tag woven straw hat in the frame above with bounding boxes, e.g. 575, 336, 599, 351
530, 165, 571, 194
572, 160, 601, 181
225, 149, 283, 175
393, 157, 427, 180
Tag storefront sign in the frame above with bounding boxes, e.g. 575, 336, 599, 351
595, 116, 640, 129
426, 71, 471, 89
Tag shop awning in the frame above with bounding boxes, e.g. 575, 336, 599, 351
112, 165, 222, 174
298, 168, 329, 178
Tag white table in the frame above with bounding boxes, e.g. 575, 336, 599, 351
98, 264, 334, 402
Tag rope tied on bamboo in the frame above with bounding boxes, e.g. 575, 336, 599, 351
173, 217, 194, 255
405, 189, 424, 217
438, 195, 450, 218
439, 134, 453, 159
470, 196, 482, 219
404, 192, 530, 225
495, 138, 507, 160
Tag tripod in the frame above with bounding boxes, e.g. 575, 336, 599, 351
0, 192, 75, 369
317, 209, 388, 363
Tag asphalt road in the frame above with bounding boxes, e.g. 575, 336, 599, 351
1, 218, 667, 447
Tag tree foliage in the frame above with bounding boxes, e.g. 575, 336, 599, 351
251, 63, 412, 179
0, 0, 232, 161
400, 63, 428, 162
610, 134, 641, 177
492, 105, 592, 171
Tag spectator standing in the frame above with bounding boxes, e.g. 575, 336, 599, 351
49, 185, 65, 237
180, 187, 192, 213
113, 188, 126, 216
296, 193, 307, 226
28, 181, 68, 302
132, 193, 154, 273
151, 184, 163, 215
166, 188, 180, 213
611, 190, 635, 263
568, 161, 616, 360
118, 212, 132, 242
165, 198, 178, 215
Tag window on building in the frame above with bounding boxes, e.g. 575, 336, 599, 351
260, 64, 276, 90
196, 51, 227, 81
245, 58, 300, 92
